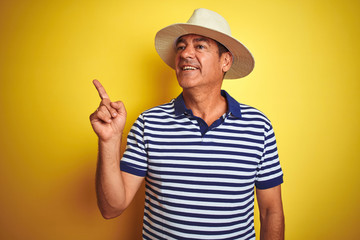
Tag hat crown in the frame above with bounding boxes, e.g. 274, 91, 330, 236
187, 8, 232, 36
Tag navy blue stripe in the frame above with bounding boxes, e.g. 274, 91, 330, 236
123, 148, 147, 157
148, 179, 253, 196
143, 222, 168, 240
147, 155, 260, 163
145, 126, 197, 132
149, 162, 258, 172
145, 118, 194, 126
127, 131, 144, 141
262, 154, 279, 163
148, 149, 261, 158
221, 122, 266, 129
146, 140, 263, 151
147, 175, 253, 188
257, 166, 282, 179
120, 162, 146, 177
147, 168, 255, 181
256, 176, 283, 189
202, 134, 264, 144
145, 133, 200, 139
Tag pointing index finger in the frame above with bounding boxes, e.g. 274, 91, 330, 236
93, 79, 110, 100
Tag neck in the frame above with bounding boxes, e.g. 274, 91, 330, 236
182, 87, 227, 126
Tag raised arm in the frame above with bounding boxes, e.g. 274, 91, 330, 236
256, 185, 285, 240
90, 80, 144, 219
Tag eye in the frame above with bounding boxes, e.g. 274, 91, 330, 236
196, 45, 205, 50
176, 45, 186, 51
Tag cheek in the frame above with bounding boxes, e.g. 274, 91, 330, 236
174, 55, 181, 69
204, 59, 221, 72
174, 52, 182, 63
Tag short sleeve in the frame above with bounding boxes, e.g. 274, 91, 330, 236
255, 124, 283, 189
120, 114, 148, 177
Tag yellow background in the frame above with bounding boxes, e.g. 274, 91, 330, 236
0, 0, 359, 239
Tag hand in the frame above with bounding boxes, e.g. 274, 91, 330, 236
90, 80, 127, 142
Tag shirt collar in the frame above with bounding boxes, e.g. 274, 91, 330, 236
174, 90, 241, 118
174, 93, 190, 116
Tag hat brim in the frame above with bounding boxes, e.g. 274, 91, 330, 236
155, 23, 255, 79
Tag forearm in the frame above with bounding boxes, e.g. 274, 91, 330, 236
260, 210, 285, 240
96, 137, 126, 219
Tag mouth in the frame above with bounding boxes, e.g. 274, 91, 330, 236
181, 65, 199, 71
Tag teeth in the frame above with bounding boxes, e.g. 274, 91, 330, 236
183, 66, 197, 70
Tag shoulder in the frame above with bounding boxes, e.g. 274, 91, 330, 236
130, 100, 176, 130
224, 90, 272, 127
237, 103, 274, 131
142, 100, 176, 116
240, 103, 270, 120
134, 100, 177, 124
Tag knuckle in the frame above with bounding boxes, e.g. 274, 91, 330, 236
101, 98, 111, 105
99, 108, 111, 118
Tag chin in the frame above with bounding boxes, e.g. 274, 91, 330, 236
177, 76, 200, 89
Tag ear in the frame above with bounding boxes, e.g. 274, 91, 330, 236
221, 52, 233, 73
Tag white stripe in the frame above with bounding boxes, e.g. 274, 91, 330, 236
148, 178, 254, 192
257, 171, 283, 182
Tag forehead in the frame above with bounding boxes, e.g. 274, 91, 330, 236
176, 34, 216, 45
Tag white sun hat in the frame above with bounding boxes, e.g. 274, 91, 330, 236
155, 8, 255, 79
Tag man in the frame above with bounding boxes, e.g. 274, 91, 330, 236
90, 8, 284, 240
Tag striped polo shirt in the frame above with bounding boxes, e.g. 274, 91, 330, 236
120, 90, 283, 240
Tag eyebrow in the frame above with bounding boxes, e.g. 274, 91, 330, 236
175, 36, 211, 46
194, 37, 210, 43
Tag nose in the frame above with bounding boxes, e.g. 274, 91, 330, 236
180, 45, 195, 59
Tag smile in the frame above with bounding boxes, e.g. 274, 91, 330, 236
182, 66, 198, 71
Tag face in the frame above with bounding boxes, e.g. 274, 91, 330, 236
174, 34, 232, 91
